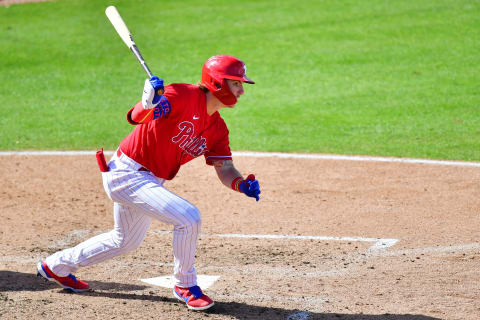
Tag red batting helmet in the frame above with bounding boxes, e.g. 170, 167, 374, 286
201, 55, 254, 106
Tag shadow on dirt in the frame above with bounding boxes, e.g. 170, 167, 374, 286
83, 290, 443, 320
0, 270, 148, 292
1, 271, 441, 320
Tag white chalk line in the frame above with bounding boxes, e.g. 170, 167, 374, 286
373, 242, 480, 257
148, 230, 398, 252
149, 231, 479, 257
1, 150, 479, 167
42, 229, 399, 261
216, 233, 399, 252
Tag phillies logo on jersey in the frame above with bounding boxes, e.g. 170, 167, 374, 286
171, 121, 208, 157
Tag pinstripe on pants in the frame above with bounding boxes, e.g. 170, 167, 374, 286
45, 151, 201, 287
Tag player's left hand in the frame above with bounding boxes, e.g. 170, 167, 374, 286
239, 174, 261, 201
142, 76, 164, 109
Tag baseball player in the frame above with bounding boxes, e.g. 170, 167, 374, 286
36, 55, 261, 311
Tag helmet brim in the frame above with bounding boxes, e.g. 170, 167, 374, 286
225, 75, 255, 84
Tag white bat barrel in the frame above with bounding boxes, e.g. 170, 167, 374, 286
106, 5, 156, 79
105, 6, 135, 48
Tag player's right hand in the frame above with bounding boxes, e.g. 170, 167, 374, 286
142, 76, 164, 109
239, 174, 261, 201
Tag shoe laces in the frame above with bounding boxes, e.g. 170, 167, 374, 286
188, 285, 204, 299
67, 274, 78, 282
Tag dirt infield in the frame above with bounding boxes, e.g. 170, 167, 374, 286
0, 153, 479, 319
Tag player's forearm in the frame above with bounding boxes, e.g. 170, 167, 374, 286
214, 160, 261, 201
214, 160, 242, 189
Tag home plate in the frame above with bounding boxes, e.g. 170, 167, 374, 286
140, 275, 220, 289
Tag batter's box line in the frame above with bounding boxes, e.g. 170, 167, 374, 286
216, 233, 399, 252
148, 230, 399, 252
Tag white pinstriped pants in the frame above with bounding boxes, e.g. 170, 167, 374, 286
45, 151, 200, 287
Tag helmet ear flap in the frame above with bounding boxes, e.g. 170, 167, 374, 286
213, 78, 237, 106
205, 74, 222, 91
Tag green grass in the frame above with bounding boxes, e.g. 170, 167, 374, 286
1, 0, 479, 160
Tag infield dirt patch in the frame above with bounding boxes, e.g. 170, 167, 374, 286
1, 153, 479, 319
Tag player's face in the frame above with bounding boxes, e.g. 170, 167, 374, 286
226, 79, 244, 100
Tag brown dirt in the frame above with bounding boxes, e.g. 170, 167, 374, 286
1, 153, 479, 319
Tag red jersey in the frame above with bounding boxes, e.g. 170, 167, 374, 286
119, 83, 232, 180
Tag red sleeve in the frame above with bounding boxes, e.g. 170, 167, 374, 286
127, 101, 155, 125
205, 120, 232, 165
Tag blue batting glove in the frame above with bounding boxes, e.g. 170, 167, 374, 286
149, 76, 164, 104
239, 174, 261, 201
149, 76, 164, 90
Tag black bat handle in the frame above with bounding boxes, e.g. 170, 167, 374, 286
130, 44, 164, 95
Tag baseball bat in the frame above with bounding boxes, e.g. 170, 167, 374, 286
105, 6, 164, 95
